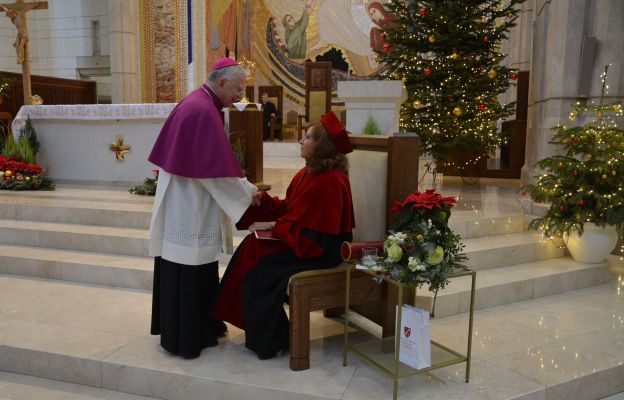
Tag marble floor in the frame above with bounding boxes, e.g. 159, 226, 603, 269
0, 159, 623, 400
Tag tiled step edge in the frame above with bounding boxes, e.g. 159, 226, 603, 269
416, 257, 612, 318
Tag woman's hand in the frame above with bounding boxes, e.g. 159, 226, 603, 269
251, 190, 263, 206
248, 221, 276, 232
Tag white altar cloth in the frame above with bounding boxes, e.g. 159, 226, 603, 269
12, 104, 176, 184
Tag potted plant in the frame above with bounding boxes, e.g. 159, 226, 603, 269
520, 66, 623, 263
360, 189, 467, 316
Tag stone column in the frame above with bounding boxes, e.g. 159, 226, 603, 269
109, 0, 140, 103
522, 0, 624, 184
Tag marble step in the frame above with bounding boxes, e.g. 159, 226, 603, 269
0, 196, 152, 229
0, 185, 529, 237
462, 230, 564, 271
0, 244, 233, 290
0, 229, 554, 289
1, 273, 623, 400
415, 256, 612, 318
0, 219, 149, 257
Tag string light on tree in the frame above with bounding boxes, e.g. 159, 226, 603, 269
374, 0, 524, 175
520, 65, 624, 241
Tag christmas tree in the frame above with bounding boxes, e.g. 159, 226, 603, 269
376, 0, 525, 173
520, 65, 624, 237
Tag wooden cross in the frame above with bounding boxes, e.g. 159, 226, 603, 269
0, 0, 48, 105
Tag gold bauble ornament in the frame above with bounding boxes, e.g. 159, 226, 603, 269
25, 176, 31, 181
602, 174, 608, 179
428, 35, 436, 43
402, 76, 407, 82
487, 70, 497, 79
450, 53, 460, 60
612, 170, 617, 176
453, 107, 462, 116
413, 100, 422, 109
4, 170, 12, 177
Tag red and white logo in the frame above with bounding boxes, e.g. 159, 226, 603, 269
403, 327, 411, 338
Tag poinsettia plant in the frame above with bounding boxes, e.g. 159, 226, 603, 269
362, 189, 467, 298
0, 155, 54, 190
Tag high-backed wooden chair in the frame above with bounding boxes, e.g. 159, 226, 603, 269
282, 110, 299, 140
288, 134, 421, 371
258, 85, 283, 141
298, 62, 332, 139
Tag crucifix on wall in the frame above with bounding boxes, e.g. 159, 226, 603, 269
0, 0, 48, 105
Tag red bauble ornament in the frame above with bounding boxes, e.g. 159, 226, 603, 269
478, 67, 484, 74
559, 205, 566, 212
578, 199, 584, 205
424, 68, 432, 76
521, 191, 526, 196
483, 36, 489, 43
380, 32, 387, 41
383, 43, 390, 52
479, 103, 486, 110
547, 168, 553, 173
419, 8, 426, 15
572, 169, 578, 176
558, 162, 564, 169
511, 72, 518, 80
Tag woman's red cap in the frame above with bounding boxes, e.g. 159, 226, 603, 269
321, 112, 353, 154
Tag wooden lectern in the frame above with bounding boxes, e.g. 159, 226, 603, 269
228, 105, 263, 183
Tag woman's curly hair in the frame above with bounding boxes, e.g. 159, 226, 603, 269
305, 123, 349, 175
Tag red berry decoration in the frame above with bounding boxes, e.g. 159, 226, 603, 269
483, 36, 489, 43
511, 72, 518, 80
479, 103, 486, 110
380, 32, 386, 41
419, 7, 426, 15
424, 68, 432, 76
578, 199, 584, 205
383, 43, 390, 52
521, 191, 526, 196
547, 168, 553, 173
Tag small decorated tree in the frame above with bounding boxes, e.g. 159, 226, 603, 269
520, 66, 624, 238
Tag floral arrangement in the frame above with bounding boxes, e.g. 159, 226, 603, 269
129, 169, 158, 196
362, 189, 466, 297
519, 66, 624, 237
0, 155, 54, 190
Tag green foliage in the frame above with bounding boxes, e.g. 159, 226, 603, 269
1, 133, 20, 159
520, 66, 624, 236
376, 0, 525, 169
362, 114, 381, 135
0, 172, 54, 190
129, 171, 158, 196
17, 135, 35, 164
18, 116, 40, 160
231, 138, 247, 176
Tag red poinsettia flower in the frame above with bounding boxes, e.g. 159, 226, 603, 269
389, 189, 457, 214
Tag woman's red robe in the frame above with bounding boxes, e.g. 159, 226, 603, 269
213, 167, 355, 358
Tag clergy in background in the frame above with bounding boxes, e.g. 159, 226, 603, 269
148, 58, 258, 359
213, 111, 355, 360
260, 92, 278, 140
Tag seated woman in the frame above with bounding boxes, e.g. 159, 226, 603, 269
213, 111, 355, 360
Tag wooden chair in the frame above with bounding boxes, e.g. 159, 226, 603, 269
298, 62, 332, 139
281, 110, 299, 140
258, 85, 283, 141
288, 134, 421, 371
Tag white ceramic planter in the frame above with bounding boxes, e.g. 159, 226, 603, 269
564, 223, 618, 263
